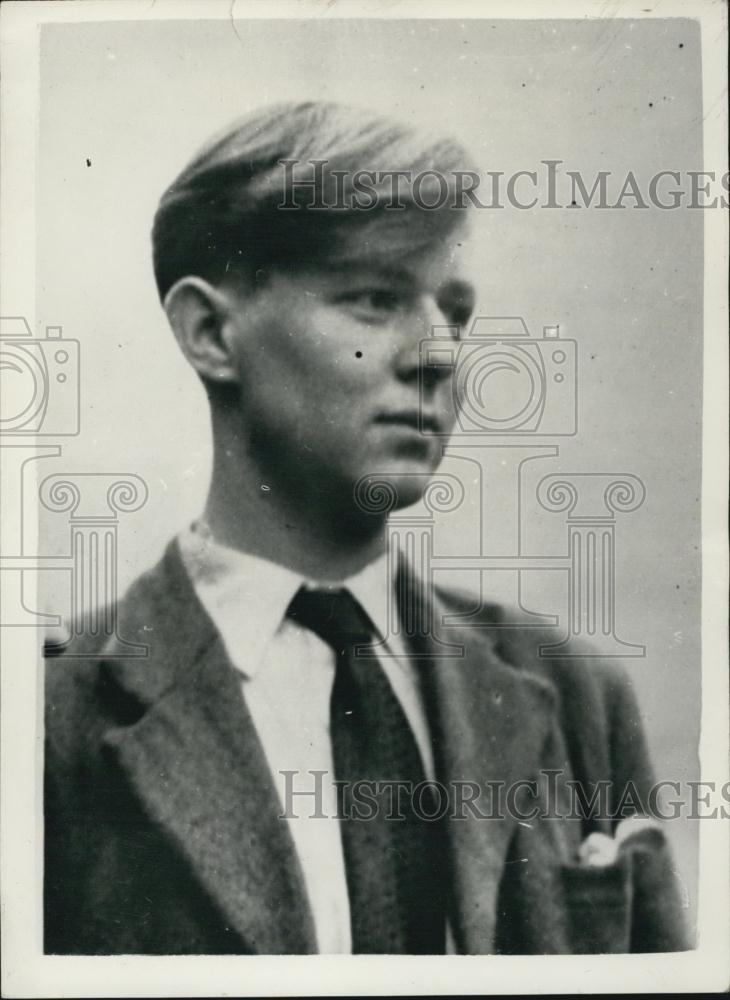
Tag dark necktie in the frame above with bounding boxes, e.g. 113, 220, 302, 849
287, 585, 446, 954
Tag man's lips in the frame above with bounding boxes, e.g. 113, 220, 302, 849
374, 410, 443, 433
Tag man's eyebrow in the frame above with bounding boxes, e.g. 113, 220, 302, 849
437, 278, 476, 302
438, 277, 475, 296
322, 263, 417, 286
322, 265, 476, 303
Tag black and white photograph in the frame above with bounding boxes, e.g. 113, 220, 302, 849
1, 0, 727, 995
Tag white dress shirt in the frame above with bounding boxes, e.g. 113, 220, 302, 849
178, 522, 438, 954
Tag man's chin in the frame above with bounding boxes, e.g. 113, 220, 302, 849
354, 460, 446, 515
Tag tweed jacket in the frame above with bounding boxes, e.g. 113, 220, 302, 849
44, 539, 691, 955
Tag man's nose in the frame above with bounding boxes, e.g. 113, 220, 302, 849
394, 296, 455, 390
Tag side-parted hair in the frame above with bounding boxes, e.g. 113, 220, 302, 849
152, 101, 473, 301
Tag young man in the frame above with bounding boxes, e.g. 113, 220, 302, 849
44, 101, 689, 955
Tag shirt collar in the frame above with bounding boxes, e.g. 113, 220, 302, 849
345, 552, 394, 648
178, 521, 397, 679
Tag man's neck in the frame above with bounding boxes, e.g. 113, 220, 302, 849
203, 441, 388, 583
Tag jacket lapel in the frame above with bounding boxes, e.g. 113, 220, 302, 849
413, 581, 573, 954
98, 541, 317, 954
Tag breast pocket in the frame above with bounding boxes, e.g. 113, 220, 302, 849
561, 853, 633, 954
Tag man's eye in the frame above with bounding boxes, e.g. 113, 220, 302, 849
340, 289, 400, 315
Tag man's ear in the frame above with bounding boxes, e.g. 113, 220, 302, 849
163, 276, 241, 384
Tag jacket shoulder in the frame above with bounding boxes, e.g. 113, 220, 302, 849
434, 582, 632, 695
44, 548, 174, 757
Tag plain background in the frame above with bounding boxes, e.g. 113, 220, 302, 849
35, 17, 702, 930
